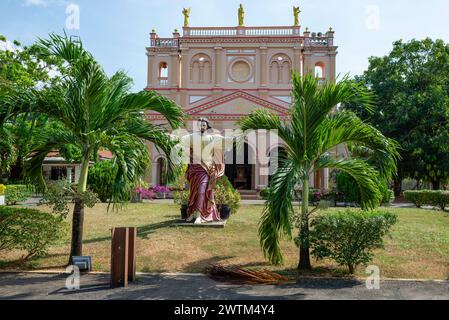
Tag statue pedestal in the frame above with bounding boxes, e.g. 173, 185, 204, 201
172, 219, 227, 229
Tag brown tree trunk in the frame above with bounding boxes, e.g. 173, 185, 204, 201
298, 243, 311, 271
393, 178, 402, 197
298, 177, 312, 271
348, 264, 355, 274
69, 196, 85, 264
298, 217, 312, 271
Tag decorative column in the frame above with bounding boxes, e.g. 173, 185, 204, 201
67, 167, 73, 184
214, 46, 222, 87
293, 47, 301, 73
199, 63, 204, 83
260, 46, 267, 87
302, 28, 313, 76
278, 63, 283, 84
302, 51, 313, 76
170, 52, 180, 88
328, 52, 337, 82
322, 168, 329, 190
180, 48, 189, 88
146, 52, 153, 88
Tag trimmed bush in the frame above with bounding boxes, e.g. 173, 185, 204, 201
5, 185, 32, 205
404, 190, 449, 210
0, 184, 5, 196
310, 210, 397, 274
0, 206, 67, 259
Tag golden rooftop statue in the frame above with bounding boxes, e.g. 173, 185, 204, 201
182, 8, 191, 27
293, 6, 301, 26
238, 4, 245, 26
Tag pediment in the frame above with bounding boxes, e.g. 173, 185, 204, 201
186, 91, 289, 117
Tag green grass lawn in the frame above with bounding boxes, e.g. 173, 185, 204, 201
1, 203, 448, 279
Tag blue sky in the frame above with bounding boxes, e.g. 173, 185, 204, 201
2, 0, 449, 91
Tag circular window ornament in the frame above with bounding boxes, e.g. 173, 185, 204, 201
229, 59, 252, 83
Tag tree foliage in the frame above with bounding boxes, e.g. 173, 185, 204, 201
344, 39, 449, 189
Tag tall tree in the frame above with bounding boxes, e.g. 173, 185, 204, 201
345, 39, 449, 191
240, 74, 398, 270
0, 35, 63, 181
8, 33, 185, 262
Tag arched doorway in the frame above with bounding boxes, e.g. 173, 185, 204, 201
224, 143, 254, 190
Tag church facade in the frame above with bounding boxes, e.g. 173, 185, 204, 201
145, 7, 339, 195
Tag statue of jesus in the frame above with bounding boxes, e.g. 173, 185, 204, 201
178, 119, 234, 224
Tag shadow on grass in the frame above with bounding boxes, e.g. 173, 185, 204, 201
83, 219, 179, 244
137, 219, 179, 239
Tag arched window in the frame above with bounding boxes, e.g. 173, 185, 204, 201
269, 54, 291, 84
159, 62, 168, 85
190, 54, 212, 84
314, 62, 325, 79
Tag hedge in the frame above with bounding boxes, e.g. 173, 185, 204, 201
404, 190, 449, 210
0, 206, 67, 259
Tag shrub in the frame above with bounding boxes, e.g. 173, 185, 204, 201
310, 209, 397, 274
87, 160, 117, 202
404, 190, 449, 210
0, 206, 67, 259
172, 174, 189, 206
215, 176, 241, 214
5, 185, 32, 205
259, 188, 270, 200
134, 187, 154, 200
40, 179, 98, 217
380, 184, 395, 205
153, 185, 170, 194
0, 184, 5, 196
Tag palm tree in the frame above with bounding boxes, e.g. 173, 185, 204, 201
239, 73, 399, 270
16, 34, 185, 262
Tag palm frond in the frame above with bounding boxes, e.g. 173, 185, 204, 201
104, 133, 149, 205
315, 111, 400, 181
259, 158, 301, 265
315, 156, 383, 210
24, 128, 79, 191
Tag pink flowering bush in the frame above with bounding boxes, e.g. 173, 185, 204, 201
134, 187, 154, 200
153, 185, 170, 194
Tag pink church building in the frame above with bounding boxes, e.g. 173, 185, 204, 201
145, 7, 339, 197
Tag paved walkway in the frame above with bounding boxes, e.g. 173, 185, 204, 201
0, 273, 448, 300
